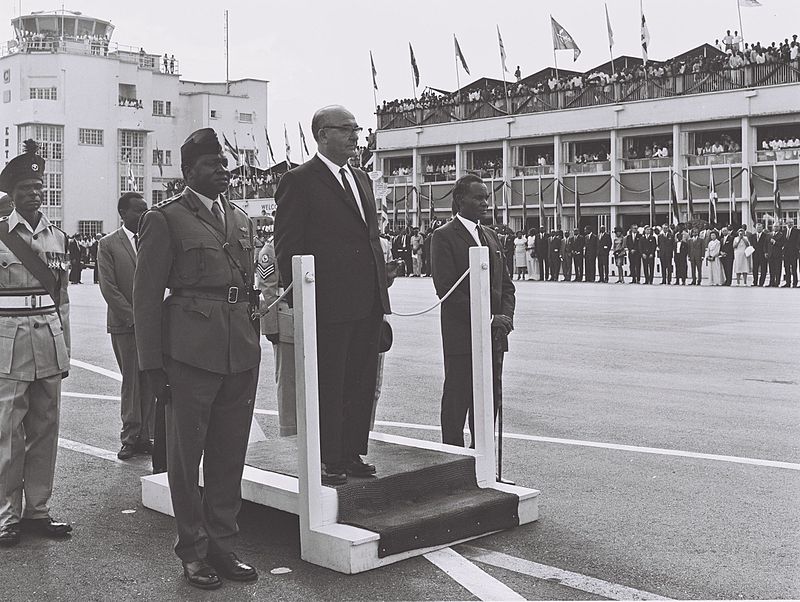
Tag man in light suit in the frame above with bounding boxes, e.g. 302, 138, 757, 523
431, 174, 515, 448
97, 192, 154, 461
275, 105, 391, 486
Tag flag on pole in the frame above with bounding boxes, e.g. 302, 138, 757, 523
538, 174, 545, 228
649, 171, 656, 226
641, 12, 651, 64
298, 122, 310, 156
284, 123, 291, 165
670, 171, 680, 225
369, 50, 378, 90
264, 128, 276, 164
127, 159, 137, 192
497, 25, 509, 73
686, 172, 695, 219
551, 17, 581, 61
154, 143, 163, 177
605, 3, 614, 48
709, 167, 718, 225
738, 0, 762, 7
774, 177, 782, 217
556, 182, 564, 229
574, 185, 582, 227
454, 35, 470, 75
409, 43, 420, 87
223, 133, 240, 164
428, 188, 435, 224
749, 173, 758, 225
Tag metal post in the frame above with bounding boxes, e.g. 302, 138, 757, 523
469, 246, 495, 487
293, 255, 324, 531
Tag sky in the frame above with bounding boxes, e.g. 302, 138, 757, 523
2, 0, 798, 159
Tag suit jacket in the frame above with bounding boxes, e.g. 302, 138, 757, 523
688, 237, 705, 261
431, 218, 515, 356
720, 233, 735, 259
767, 231, 785, 259
68, 237, 81, 263
598, 232, 612, 255
97, 228, 137, 334
624, 233, 641, 256
534, 233, 549, 257
133, 188, 261, 374
640, 235, 657, 256
657, 233, 675, 259
749, 230, 768, 257
548, 235, 561, 258
784, 226, 799, 258
583, 233, 598, 256
572, 234, 585, 256
674, 239, 689, 259
274, 155, 390, 324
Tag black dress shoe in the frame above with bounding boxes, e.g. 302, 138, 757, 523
321, 465, 347, 486
0, 524, 21, 547
117, 443, 136, 460
19, 517, 72, 538
208, 552, 258, 582
183, 560, 222, 590
346, 455, 376, 477
134, 439, 153, 455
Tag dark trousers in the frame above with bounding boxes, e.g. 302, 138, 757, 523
110, 333, 154, 446
769, 256, 783, 286
752, 254, 767, 286
164, 358, 257, 563
441, 352, 503, 447
690, 258, 703, 284
642, 256, 655, 284
722, 256, 733, 285
584, 254, 596, 282
660, 258, 673, 284
597, 253, 609, 282
783, 254, 798, 286
316, 304, 382, 467
68, 261, 81, 284
538, 256, 547, 281
550, 256, 561, 280
572, 255, 583, 281
629, 253, 641, 282
675, 256, 688, 284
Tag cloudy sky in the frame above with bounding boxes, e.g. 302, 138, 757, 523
2, 0, 798, 157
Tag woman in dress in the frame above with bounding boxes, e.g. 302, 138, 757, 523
513, 231, 528, 280
705, 231, 724, 286
732, 227, 751, 286
525, 228, 539, 281
612, 227, 626, 283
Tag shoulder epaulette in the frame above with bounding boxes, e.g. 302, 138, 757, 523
0, 216, 8, 222
228, 200, 248, 216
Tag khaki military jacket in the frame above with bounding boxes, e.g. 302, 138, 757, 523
0, 211, 70, 381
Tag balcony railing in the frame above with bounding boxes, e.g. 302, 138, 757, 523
623, 157, 673, 170
686, 152, 742, 166
385, 174, 413, 184
377, 62, 800, 131
565, 161, 611, 174
756, 148, 800, 162
514, 165, 555, 177
422, 171, 456, 183
467, 168, 504, 180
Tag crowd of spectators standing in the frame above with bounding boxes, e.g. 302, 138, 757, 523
378, 32, 799, 119
67, 232, 104, 285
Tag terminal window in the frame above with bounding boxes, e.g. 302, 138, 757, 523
152, 149, 172, 166
30, 87, 57, 101
78, 220, 103, 238
152, 100, 172, 116
79, 128, 104, 146
152, 190, 165, 206
239, 112, 253, 124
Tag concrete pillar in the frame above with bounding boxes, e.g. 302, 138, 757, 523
741, 116, 752, 227
672, 124, 684, 221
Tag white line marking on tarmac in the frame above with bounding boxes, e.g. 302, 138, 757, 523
423, 548, 526, 601
460, 546, 671, 601
62, 392, 121, 401
58, 438, 127, 465
70, 359, 122, 381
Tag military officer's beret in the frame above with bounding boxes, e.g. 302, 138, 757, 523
0, 140, 45, 193
181, 128, 222, 166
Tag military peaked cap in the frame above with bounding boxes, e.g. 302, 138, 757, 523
0, 140, 45, 193
181, 128, 222, 166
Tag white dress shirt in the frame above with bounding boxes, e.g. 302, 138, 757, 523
122, 225, 137, 255
456, 213, 483, 246
187, 186, 225, 228
316, 152, 366, 222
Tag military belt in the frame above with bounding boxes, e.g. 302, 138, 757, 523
171, 286, 249, 304
0, 293, 56, 310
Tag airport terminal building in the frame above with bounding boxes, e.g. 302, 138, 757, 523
0, 10, 268, 234
373, 45, 800, 233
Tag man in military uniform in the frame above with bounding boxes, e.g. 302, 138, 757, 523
133, 129, 261, 589
0, 140, 72, 547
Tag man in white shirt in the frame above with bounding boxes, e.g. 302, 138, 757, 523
97, 192, 154, 461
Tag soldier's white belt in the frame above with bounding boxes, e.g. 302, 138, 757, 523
0, 294, 56, 309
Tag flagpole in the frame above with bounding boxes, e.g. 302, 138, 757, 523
409, 45, 418, 102
497, 26, 510, 113
605, 3, 615, 73
649, 169, 654, 227
736, 0, 746, 48
550, 15, 560, 79
370, 52, 378, 114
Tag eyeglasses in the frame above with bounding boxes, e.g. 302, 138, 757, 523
322, 125, 363, 135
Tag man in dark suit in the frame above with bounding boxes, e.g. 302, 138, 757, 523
625, 225, 641, 283
583, 226, 598, 282
97, 192, 154, 461
571, 228, 584, 281
548, 231, 562, 281
640, 226, 657, 284
561, 230, 573, 281
134, 129, 261, 589
68, 234, 82, 284
597, 225, 611, 282
749, 222, 768, 286
89, 233, 102, 284
534, 227, 549, 281
781, 218, 798, 287
674, 231, 689, 285
767, 222, 785, 287
719, 227, 735, 286
657, 226, 675, 284
274, 105, 391, 486
431, 174, 515, 448
688, 228, 705, 285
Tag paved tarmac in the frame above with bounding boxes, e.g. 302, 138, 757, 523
2, 275, 798, 601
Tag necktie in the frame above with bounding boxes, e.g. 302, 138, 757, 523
476, 225, 488, 246
211, 201, 225, 228
133, 233, 138, 254
339, 167, 362, 219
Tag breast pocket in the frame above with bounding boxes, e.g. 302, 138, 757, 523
0, 318, 18, 374
178, 238, 220, 284
0, 251, 23, 288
